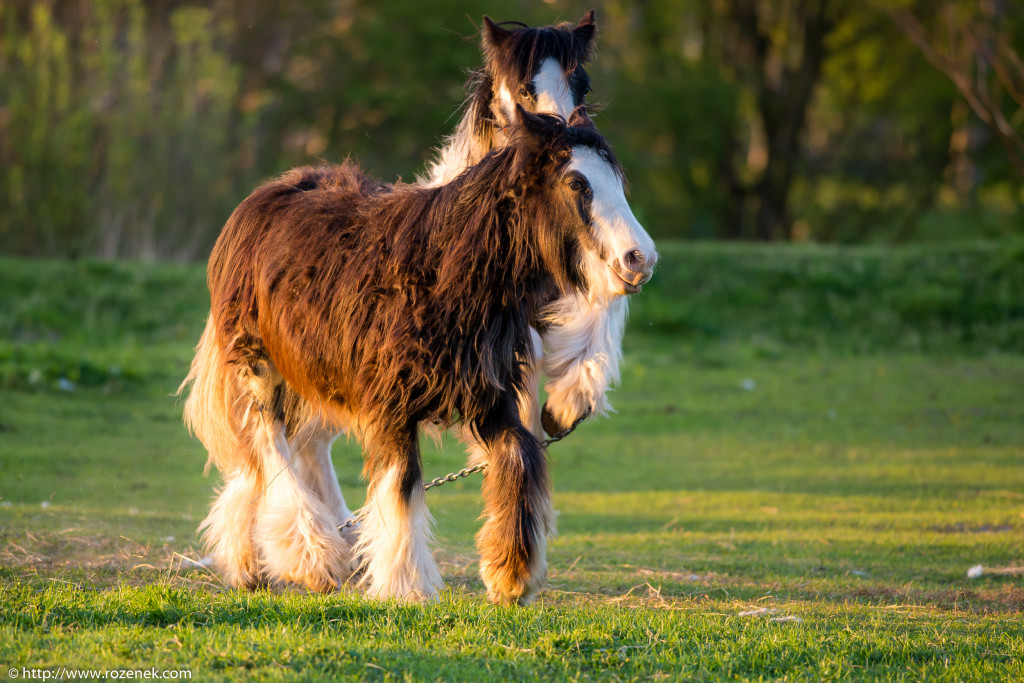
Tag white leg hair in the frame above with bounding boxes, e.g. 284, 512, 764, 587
520, 328, 545, 439
198, 468, 263, 589
252, 416, 351, 592
291, 424, 353, 526
541, 292, 629, 428
353, 465, 443, 601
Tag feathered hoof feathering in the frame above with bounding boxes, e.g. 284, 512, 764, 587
182, 317, 355, 592
475, 424, 555, 605
193, 404, 355, 592
352, 465, 444, 601
478, 533, 550, 606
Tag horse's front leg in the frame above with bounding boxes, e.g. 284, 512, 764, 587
475, 405, 555, 605
540, 294, 628, 435
353, 421, 443, 601
463, 328, 544, 467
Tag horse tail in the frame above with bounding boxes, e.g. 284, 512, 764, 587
179, 314, 254, 474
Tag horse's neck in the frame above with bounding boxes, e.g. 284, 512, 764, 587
418, 101, 497, 188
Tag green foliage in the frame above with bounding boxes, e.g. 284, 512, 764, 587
0, 241, 1021, 391
0, 258, 206, 389
632, 240, 1024, 352
1, 1, 1023, 256
0, 0, 264, 259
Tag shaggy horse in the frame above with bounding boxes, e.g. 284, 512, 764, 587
266, 11, 636, 541
184, 109, 656, 604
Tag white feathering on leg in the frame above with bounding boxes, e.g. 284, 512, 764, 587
252, 419, 350, 592
198, 469, 262, 589
353, 466, 443, 601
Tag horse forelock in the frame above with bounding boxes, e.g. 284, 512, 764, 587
486, 22, 591, 89
510, 113, 626, 188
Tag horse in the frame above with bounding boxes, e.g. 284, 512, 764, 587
184, 107, 656, 604
422, 11, 638, 462
184, 10, 624, 563
291, 10, 634, 533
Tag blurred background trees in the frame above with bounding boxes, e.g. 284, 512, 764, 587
1, 0, 1021, 260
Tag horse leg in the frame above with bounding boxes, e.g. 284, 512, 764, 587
199, 465, 265, 589
292, 422, 356, 531
353, 422, 443, 601
541, 294, 628, 433
520, 328, 545, 439
475, 404, 555, 605
463, 328, 544, 467
231, 359, 349, 592
186, 317, 264, 588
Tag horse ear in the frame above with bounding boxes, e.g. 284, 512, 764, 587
482, 16, 512, 50
515, 104, 563, 144
574, 10, 597, 55
568, 106, 591, 128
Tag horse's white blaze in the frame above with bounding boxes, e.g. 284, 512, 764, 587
496, 57, 575, 128
568, 146, 658, 297
532, 58, 575, 118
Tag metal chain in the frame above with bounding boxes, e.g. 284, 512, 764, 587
337, 413, 588, 533
539, 411, 588, 448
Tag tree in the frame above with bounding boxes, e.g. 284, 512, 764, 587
877, 0, 1024, 177
712, 0, 845, 240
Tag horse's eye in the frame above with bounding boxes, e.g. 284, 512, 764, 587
519, 84, 532, 99
568, 178, 586, 193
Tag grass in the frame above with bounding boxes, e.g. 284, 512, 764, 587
1, 243, 1023, 680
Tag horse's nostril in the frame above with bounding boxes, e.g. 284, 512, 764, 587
623, 249, 646, 271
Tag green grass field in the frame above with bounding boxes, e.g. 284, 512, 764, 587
1, 243, 1023, 680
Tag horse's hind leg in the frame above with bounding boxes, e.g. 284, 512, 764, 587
199, 466, 265, 590
240, 361, 350, 592
251, 419, 351, 591
186, 317, 264, 589
475, 401, 555, 605
353, 421, 443, 601
292, 422, 357, 536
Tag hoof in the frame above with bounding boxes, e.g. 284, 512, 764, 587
541, 403, 589, 439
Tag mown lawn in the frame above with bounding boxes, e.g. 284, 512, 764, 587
1, 244, 1023, 681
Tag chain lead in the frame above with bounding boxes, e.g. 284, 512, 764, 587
337, 413, 588, 533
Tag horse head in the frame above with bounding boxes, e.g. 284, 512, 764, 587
481, 11, 596, 127
510, 106, 657, 301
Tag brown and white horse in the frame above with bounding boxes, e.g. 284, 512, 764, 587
183, 108, 655, 604
274, 11, 636, 543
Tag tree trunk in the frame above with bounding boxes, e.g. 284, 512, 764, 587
725, 0, 838, 240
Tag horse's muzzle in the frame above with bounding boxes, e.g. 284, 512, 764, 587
611, 253, 654, 294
